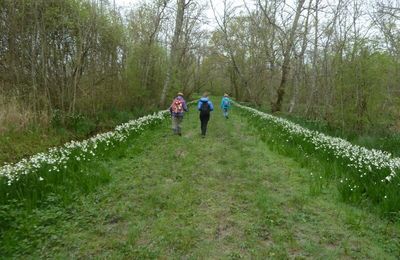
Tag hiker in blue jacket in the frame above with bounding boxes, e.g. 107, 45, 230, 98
169, 92, 188, 136
220, 93, 231, 119
197, 92, 214, 137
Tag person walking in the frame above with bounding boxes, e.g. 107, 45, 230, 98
197, 92, 214, 137
220, 93, 231, 119
169, 92, 188, 136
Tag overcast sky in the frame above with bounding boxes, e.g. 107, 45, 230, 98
113, 0, 245, 30
114, 0, 136, 8
113, 0, 378, 36
115, 0, 214, 31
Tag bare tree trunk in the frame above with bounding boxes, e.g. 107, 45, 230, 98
229, 66, 239, 99
160, 0, 187, 107
288, 67, 298, 114
39, 12, 53, 113
271, 0, 306, 113
289, 0, 312, 114
143, 0, 169, 90
255, 0, 279, 104
305, 0, 320, 117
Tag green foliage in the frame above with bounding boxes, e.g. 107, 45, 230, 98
0, 107, 159, 166
64, 114, 95, 136
0, 111, 167, 209
126, 43, 167, 105
0, 0, 134, 120
0, 128, 69, 166
199, 55, 232, 95
240, 106, 400, 217
329, 48, 399, 134
282, 113, 400, 157
2, 104, 399, 258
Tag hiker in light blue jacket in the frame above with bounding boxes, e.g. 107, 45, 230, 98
220, 93, 231, 119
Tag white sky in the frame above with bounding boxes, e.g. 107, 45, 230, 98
113, 0, 382, 38
114, 0, 137, 9
114, 0, 244, 30
114, 0, 231, 9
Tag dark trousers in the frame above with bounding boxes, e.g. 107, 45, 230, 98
200, 113, 210, 135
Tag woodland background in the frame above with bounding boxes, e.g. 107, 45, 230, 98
1, 0, 399, 162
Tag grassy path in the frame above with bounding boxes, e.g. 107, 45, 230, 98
15, 103, 400, 258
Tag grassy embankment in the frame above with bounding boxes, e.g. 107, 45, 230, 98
0, 108, 156, 166
1, 100, 398, 258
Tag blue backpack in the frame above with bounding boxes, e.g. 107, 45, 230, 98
222, 98, 230, 108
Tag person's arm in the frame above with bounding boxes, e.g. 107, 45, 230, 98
183, 100, 188, 112
209, 101, 214, 111
197, 101, 201, 111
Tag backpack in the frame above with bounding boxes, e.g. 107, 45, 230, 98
171, 98, 184, 114
222, 98, 230, 108
200, 100, 210, 115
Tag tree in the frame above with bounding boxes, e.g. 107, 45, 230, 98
159, 0, 188, 106
269, 0, 306, 112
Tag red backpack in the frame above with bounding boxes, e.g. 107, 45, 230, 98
171, 98, 184, 113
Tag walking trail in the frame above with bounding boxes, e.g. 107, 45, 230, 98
23, 103, 399, 259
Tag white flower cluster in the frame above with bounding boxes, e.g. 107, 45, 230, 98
0, 110, 169, 185
235, 103, 400, 183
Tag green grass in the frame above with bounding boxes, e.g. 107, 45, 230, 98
238, 106, 400, 215
0, 127, 71, 166
1, 100, 399, 258
0, 108, 157, 166
280, 113, 400, 157
244, 104, 400, 157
